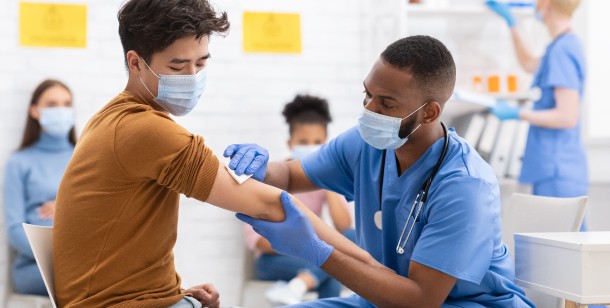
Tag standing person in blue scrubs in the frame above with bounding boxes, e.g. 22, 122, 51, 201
3, 79, 76, 295
225, 36, 534, 307
487, 0, 588, 229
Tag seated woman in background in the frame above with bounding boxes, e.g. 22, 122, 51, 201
3, 79, 76, 295
243, 95, 356, 306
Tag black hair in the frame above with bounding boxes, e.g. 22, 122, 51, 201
282, 95, 332, 135
381, 35, 456, 104
117, 0, 230, 67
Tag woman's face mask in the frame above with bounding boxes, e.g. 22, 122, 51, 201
39, 107, 75, 137
139, 58, 207, 116
357, 102, 428, 150
291, 144, 322, 160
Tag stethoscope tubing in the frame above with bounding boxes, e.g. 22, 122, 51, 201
377, 122, 450, 255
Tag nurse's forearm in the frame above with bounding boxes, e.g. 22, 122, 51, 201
265, 160, 319, 194
521, 88, 580, 129
520, 109, 577, 128
510, 28, 539, 74
264, 162, 290, 190
321, 250, 453, 308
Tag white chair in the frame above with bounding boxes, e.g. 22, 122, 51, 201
501, 193, 588, 308
22, 224, 57, 308
0, 207, 53, 308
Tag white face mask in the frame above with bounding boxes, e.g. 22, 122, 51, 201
357, 102, 428, 150
291, 144, 322, 160
39, 107, 75, 138
139, 59, 207, 116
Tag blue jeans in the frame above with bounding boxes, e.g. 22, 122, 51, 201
12, 257, 47, 296
256, 229, 357, 299
167, 296, 202, 308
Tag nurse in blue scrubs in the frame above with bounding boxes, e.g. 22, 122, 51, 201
226, 36, 534, 307
487, 0, 588, 229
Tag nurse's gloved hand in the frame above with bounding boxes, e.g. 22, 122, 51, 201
486, 0, 516, 27
223, 144, 269, 182
490, 100, 521, 120
236, 192, 334, 267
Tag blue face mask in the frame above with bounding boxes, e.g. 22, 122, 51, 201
291, 144, 322, 160
139, 59, 207, 116
39, 107, 75, 138
357, 102, 428, 150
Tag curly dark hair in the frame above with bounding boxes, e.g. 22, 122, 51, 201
282, 95, 332, 135
381, 35, 456, 104
117, 0, 230, 67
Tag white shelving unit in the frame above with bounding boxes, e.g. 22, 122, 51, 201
406, 4, 534, 17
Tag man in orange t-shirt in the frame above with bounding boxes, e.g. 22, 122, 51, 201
52, 0, 378, 307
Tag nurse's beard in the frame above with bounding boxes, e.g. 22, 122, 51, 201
398, 117, 418, 139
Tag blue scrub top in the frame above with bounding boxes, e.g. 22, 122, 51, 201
520, 33, 587, 184
302, 127, 533, 307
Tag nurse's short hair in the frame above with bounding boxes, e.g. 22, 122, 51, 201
381, 35, 456, 105
551, 0, 581, 17
117, 0, 230, 68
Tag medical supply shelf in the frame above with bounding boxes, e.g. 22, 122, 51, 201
445, 93, 531, 180
405, 4, 534, 17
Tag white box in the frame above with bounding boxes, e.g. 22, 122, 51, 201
514, 232, 610, 304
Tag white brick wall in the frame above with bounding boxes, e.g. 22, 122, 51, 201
0, 0, 403, 305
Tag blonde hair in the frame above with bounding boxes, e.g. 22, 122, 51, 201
551, 0, 581, 17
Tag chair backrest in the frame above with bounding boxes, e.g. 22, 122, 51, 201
501, 193, 587, 260
22, 223, 57, 308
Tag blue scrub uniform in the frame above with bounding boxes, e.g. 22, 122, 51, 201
296, 127, 533, 307
520, 33, 587, 199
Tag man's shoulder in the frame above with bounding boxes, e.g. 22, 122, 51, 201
443, 131, 498, 187
91, 92, 176, 135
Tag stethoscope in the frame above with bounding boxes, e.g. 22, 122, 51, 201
373, 122, 449, 255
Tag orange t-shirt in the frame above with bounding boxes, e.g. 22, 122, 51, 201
53, 91, 219, 307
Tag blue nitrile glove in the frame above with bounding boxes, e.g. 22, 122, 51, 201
223, 144, 269, 181
236, 192, 335, 267
486, 0, 516, 27
490, 100, 521, 120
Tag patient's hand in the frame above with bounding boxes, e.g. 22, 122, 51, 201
182, 283, 220, 308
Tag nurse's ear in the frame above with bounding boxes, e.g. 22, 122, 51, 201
421, 101, 441, 124
126, 50, 144, 75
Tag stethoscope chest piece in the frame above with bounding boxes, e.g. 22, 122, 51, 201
374, 210, 382, 230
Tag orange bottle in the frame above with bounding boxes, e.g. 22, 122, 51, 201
488, 75, 500, 93
507, 74, 518, 93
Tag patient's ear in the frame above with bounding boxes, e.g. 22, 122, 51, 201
126, 51, 143, 74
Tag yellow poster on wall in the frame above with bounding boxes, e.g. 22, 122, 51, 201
243, 12, 301, 54
19, 2, 87, 48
